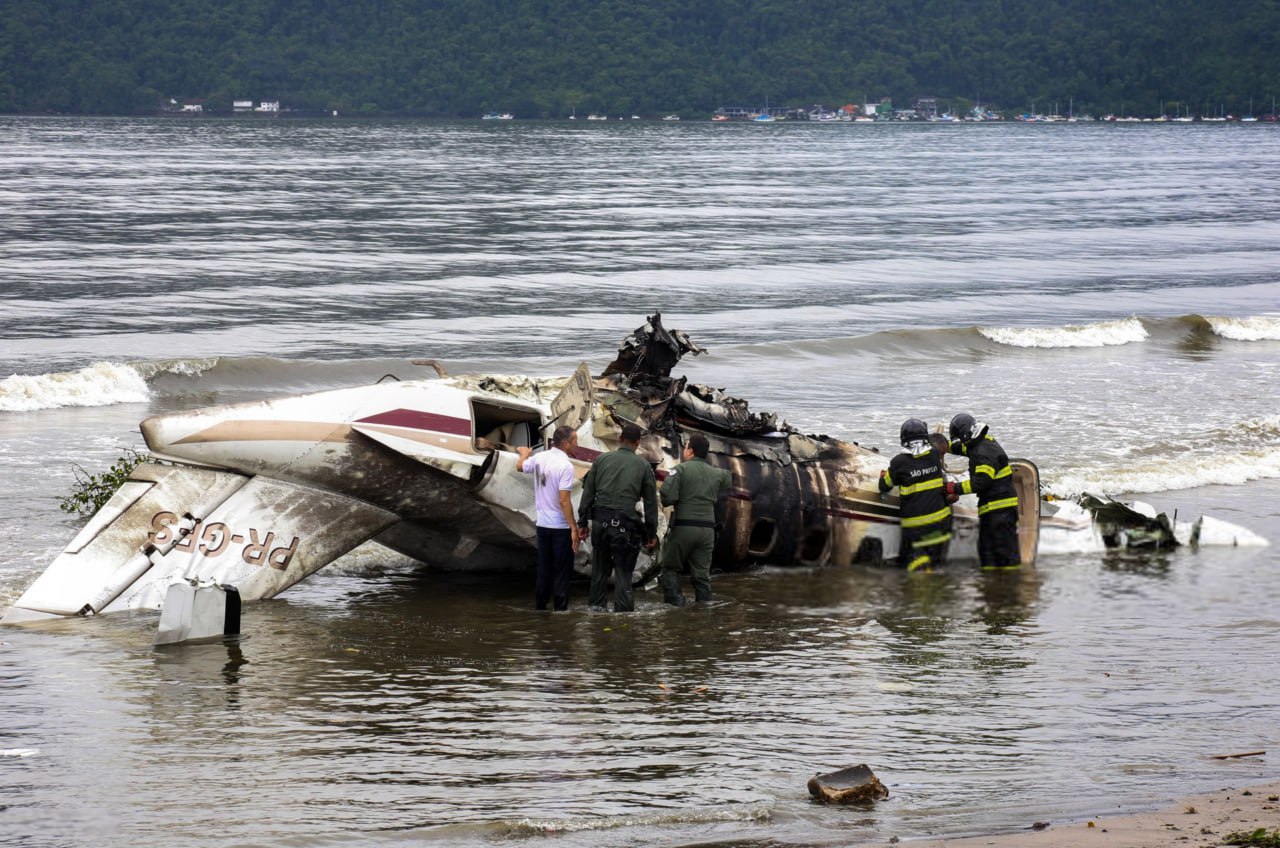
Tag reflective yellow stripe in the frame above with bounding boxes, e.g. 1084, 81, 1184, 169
912, 531, 951, 548
981, 564, 1022, 571
901, 505, 951, 528
881, 469, 893, 488
974, 464, 1011, 480
960, 479, 973, 495
977, 496, 1019, 515
900, 477, 944, 496
907, 554, 932, 571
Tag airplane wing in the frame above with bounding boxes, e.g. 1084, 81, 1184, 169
351, 421, 487, 469
2, 462, 398, 623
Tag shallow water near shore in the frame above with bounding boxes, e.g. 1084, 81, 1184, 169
2, 117, 1279, 847
4, 515, 1277, 847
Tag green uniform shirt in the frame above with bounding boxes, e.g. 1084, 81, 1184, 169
577, 446, 659, 537
660, 457, 732, 524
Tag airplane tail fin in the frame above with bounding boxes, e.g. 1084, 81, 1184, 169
3, 462, 399, 623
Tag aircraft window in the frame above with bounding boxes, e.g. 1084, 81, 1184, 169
800, 526, 830, 563
852, 537, 883, 565
472, 400, 542, 452
748, 518, 777, 557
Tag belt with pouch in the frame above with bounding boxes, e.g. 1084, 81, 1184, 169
593, 506, 641, 531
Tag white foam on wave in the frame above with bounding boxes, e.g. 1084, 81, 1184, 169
0, 362, 151, 412
132, 357, 220, 379
1204, 315, 1280, 341
327, 541, 420, 573
1236, 414, 1280, 441
979, 317, 1148, 348
510, 803, 772, 835
1045, 446, 1280, 499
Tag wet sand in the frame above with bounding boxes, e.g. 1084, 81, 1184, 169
899, 781, 1280, 848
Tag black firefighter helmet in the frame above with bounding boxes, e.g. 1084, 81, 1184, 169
949, 412, 986, 445
899, 417, 929, 447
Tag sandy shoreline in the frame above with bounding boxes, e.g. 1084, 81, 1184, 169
890, 781, 1280, 848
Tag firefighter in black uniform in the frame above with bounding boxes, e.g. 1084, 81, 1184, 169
879, 418, 954, 571
949, 412, 1021, 570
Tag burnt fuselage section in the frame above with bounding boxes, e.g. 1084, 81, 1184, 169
588, 313, 903, 571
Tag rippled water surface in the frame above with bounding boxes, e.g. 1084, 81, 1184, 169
1, 117, 1278, 847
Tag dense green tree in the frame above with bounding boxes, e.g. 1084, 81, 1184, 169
0, 0, 1276, 117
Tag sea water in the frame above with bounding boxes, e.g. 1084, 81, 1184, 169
1, 116, 1278, 847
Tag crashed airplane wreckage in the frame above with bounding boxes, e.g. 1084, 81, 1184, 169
2, 314, 1266, 627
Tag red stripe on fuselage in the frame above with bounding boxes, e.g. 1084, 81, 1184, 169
357, 409, 472, 437
825, 506, 899, 525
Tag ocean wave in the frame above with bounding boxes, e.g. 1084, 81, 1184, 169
131, 357, 220, 380
144, 355, 454, 394
0, 362, 150, 412
327, 541, 420, 573
1203, 315, 1280, 341
1044, 445, 1280, 499
979, 317, 1148, 348
1233, 414, 1280, 442
507, 803, 772, 835
0, 355, 477, 413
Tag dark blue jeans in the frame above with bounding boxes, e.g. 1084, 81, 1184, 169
535, 526, 574, 611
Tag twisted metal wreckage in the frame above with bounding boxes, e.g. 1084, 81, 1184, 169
2, 314, 1265, 633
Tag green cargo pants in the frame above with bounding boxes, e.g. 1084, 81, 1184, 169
659, 525, 714, 605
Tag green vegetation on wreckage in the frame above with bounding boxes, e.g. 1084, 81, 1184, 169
59, 448, 152, 517
2, 0, 1278, 119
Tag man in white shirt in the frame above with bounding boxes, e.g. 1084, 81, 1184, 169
516, 425, 581, 610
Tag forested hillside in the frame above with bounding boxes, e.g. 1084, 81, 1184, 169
2, 0, 1277, 117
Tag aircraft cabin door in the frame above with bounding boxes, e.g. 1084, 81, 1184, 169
550, 362, 595, 438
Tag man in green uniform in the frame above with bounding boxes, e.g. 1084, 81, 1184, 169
659, 432, 732, 606
577, 422, 659, 612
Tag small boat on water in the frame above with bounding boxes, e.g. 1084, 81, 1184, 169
663, 114, 680, 121
481, 112, 513, 120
